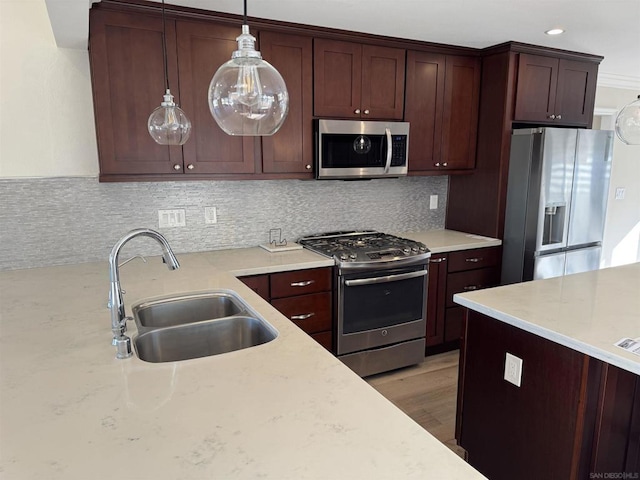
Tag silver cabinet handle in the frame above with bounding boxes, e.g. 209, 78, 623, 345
305, 164, 311, 170
463, 285, 480, 291
291, 313, 315, 320
354, 109, 361, 114
187, 164, 194, 170
363, 109, 370, 115
465, 257, 482, 263
442, 162, 448, 167
173, 164, 181, 170
291, 280, 314, 287
556, 114, 562, 119
430, 258, 446, 263
345, 269, 427, 287
548, 114, 556, 120
435, 162, 440, 167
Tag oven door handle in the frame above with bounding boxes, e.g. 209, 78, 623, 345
384, 127, 392, 173
345, 269, 427, 287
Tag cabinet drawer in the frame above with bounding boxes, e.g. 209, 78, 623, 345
270, 267, 332, 298
448, 247, 501, 273
271, 292, 332, 334
238, 274, 270, 300
446, 267, 500, 308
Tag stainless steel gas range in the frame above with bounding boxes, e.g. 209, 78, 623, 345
298, 231, 430, 377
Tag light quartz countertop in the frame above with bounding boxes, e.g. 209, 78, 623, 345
454, 262, 640, 375
395, 229, 502, 254
0, 230, 491, 480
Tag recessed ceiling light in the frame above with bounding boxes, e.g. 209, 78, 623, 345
545, 28, 565, 35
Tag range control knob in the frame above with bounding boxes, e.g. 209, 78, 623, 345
419, 245, 427, 252
403, 247, 411, 254
411, 247, 419, 253
340, 254, 348, 261
349, 254, 357, 260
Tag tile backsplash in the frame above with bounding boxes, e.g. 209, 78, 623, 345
0, 176, 448, 271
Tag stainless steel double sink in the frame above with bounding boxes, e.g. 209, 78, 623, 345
131, 291, 278, 363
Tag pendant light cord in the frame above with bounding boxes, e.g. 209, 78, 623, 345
243, 0, 247, 25
161, 0, 169, 92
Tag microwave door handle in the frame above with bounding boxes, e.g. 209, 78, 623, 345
384, 127, 392, 173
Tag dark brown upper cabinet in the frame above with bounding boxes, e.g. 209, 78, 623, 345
176, 20, 259, 175
405, 52, 480, 173
259, 31, 314, 176
89, 9, 184, 179
314, 38, 405, 120
514, 53, 598, 126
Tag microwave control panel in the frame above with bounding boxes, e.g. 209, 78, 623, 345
391, 136, 408, 166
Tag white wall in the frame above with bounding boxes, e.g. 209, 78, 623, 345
595, 87, 640, 267
0, 0, 98, 177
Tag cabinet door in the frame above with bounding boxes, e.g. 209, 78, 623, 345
238, 274, 270, 300
313, 38, 362, 118
176, 20, 258, 174
426, 254, 447, 347
405, 51, 445, 172
361, 45, 406, 120
260, 31, 314, 175
440, 56, 480, 170
514, 53, 559, 123
89, 10, 183, 176
555, 59, 598, 126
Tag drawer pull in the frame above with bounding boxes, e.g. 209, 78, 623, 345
430, 258, 446, 263
290, 280, 315, 287
291, 313, 315, 320
465, 257, 482, 263
463, 285, 480, 291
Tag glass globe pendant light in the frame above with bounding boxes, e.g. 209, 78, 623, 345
147, 0, 191, 145
615, 95, 640, 145
208, 0, 289, 136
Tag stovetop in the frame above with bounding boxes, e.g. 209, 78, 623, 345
298, 231, 430, 267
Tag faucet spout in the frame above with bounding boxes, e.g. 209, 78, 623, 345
108, 228, 180, 359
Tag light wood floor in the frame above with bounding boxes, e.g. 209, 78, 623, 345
366, 350, 466, 458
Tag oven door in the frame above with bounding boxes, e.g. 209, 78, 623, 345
337, 264, 427, 355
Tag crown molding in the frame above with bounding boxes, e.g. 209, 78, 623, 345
597, 73, 640, 90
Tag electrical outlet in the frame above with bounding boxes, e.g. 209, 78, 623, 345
429, 195, 438, 210
504, 352, 523, 387
158, 209, 186, 228
204, 206, 217, 224
615, 187, 626, 200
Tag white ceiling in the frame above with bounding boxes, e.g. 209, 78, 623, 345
45, 0, 640, 88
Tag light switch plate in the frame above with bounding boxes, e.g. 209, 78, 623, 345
158, 209, 186, 228
204, 206, 217, 224
504, 352, 523, 387
429, 195, 438, 210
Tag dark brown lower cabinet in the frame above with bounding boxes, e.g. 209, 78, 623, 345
426, 247, 501, 355
238, 268, 334, 352
457, 310, 640, 480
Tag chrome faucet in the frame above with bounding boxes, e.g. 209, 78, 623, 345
108, 228, 180, 359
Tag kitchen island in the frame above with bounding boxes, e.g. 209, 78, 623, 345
454, 263, 640, 480
0, 239, 486, 479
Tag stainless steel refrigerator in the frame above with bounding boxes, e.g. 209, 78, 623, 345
501, 127, 613, 284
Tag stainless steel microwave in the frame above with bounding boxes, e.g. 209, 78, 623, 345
315, 119, 410, 180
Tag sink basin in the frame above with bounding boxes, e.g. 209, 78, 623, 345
131, 290, 278, 363
132, 291, 247, 330
134, 315, 278, 363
